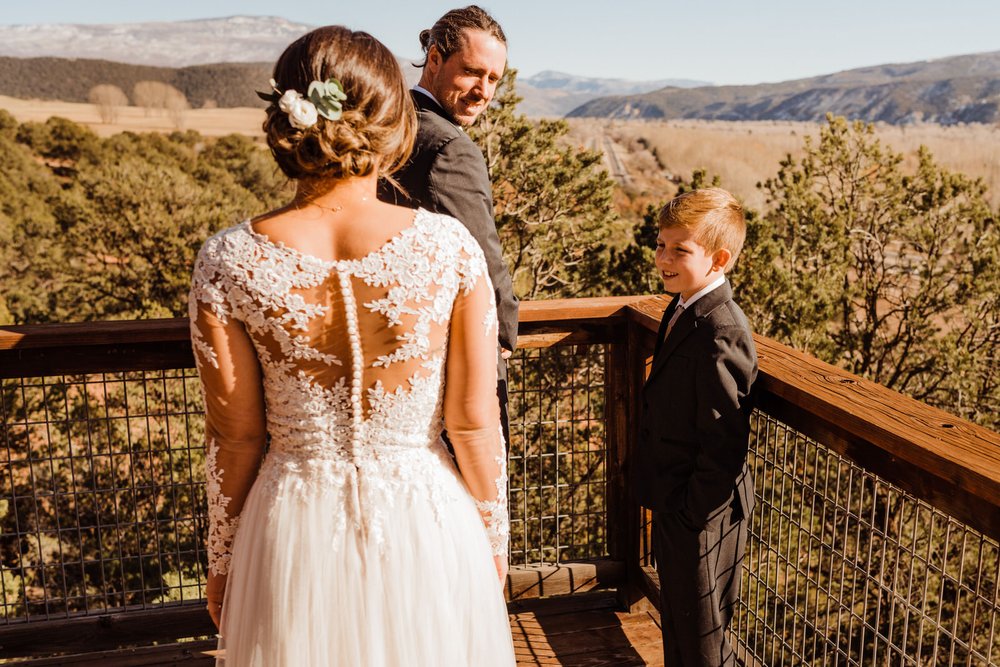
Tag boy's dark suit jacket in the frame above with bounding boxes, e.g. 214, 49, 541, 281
633, 279, 757, 528
378, 90, 519, 366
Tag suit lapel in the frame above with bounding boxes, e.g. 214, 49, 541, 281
646, 280, 734, 387
412, 89, 458, 126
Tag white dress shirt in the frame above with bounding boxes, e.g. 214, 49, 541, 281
677, 275, 726, 311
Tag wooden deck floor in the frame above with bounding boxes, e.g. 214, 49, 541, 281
510, 593, 663, 667
11, 593, 663, 666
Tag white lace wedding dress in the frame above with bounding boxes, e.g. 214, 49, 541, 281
189, 209, 515, 666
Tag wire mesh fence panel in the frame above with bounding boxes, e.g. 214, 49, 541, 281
0, 342, 612, 622
7, 332, 996, 667
0, 370, 207, 622
735, 411, 1000, 667
506, 344, 608, 566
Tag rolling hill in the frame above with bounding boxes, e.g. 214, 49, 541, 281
568, 51, 1000, 125
0, 57, 273, 108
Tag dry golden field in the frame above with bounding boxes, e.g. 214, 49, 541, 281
0, 95, 265, 138
568, 118, 1000, 211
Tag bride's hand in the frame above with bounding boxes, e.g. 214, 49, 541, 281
206, 572, 226, 630
494, 555, 509, 586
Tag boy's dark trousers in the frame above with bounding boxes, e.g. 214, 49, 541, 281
652, 500, 749, 667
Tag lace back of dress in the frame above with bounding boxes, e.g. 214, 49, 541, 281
196, 214, 473, 455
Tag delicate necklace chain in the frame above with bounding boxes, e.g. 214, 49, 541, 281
291, 193, 368, 215
304, 199, 344, 214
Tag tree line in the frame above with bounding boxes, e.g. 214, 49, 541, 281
89, 80, 194, 126
2, 73, 999, 429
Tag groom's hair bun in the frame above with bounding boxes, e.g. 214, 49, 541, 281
264, 26, 416, 181
418, 5, 506, 65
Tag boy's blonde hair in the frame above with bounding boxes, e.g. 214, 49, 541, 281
658, 187, 746, 271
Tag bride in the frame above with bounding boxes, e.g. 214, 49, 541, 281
189, 25, 515, 666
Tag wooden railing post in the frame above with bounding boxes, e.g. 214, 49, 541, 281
604, 337, 631, 608
606, 308, 664, 612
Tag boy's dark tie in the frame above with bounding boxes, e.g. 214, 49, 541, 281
663, 304, 685, 341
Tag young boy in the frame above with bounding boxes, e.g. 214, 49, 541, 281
633, 188, 758, 667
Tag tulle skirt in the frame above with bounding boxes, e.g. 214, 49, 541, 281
217, 445, 515, 667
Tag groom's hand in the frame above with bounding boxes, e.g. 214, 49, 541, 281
500, 348, 512, 360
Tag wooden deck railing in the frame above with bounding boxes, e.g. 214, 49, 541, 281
1, 296, 999, 665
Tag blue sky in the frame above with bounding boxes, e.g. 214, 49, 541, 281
4, 1, 999, 85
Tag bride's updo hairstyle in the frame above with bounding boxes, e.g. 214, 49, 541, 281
264, 26, 416, 180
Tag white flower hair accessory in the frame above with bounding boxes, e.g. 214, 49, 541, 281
278, 89, 319, 129
258, 78, 348, 130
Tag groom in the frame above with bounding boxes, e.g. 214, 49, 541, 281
379, 5, 518, 445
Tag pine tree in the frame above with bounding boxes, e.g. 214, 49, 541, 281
470, 70, 617, 299
752, 115, 1000, 426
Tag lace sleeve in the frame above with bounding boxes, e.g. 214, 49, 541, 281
444, 244, 508, 557
190, 244, 268, 576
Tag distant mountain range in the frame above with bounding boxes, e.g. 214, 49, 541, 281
0, 16, 311, 67
0, 16, 704, 117
568, 51, 1000, 125
518, 71, 708, 117
2, 16, 997, 124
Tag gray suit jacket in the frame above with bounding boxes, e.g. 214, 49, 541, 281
632, 280, 757, 528
379, 90, 519, 359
